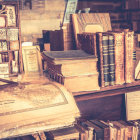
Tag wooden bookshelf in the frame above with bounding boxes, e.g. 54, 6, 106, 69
74, 80, 140, 101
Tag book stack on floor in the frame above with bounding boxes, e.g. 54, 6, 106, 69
78, 29, 136, 87
42, 50, 100, 93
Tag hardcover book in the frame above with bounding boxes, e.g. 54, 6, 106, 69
96, 32, 110, 87
108, 31, 125, 85
124, 30, 135, 83
42, 50, 97, 64
72, 13, 112, 49
108, 34, 115, 86
77, 33, 97, 56
49, 71, 100, 93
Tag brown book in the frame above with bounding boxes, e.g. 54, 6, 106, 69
111, 121, 126, 140
90, 120, 110, 140
42, 50, 98, 77
72, 13, 112, 49
45, 126, 80, 140
81, 120, 104, 140
78, 33, 97, 56
108, 31, 125, 85
119, 120, 134, 140
50, 72, 100, 93
124, 30, 135, 83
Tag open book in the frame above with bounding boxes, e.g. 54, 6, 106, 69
0, 82, 80, 139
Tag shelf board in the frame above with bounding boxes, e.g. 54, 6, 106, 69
74, 80, 140, 101
0, 50, 19, 53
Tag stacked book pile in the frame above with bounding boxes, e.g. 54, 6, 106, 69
42, 50, 100, 93
78, 29, 136, 87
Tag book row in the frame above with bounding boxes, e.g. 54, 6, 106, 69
78, 29, 136, 87
5, 119, 140, 140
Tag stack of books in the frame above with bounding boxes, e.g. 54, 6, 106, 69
78, 29, 136, 87
42, 50, 100, 93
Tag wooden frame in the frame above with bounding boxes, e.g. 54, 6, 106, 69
22, 46, 43, 76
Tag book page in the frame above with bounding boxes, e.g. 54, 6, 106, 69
125, 91, 140, 121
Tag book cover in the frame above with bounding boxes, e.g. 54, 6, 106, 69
72, 13, 112, 49
42, 50, 97, 64
90, 120, 110, 140
49, 71, 100, 93
108, 34, 115, 86
109, 31, 125, 85
96, 32, 110, 87
78, 33, 97, 56
124, 30, 135, 83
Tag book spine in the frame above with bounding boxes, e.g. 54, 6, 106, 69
108, 34, 115, 86
96, 33, 109, 87
114, 32, 125, 85
102, 34, 110, 87
124, 31, 135, 83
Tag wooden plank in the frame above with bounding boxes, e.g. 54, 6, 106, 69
74, 80, 140, 101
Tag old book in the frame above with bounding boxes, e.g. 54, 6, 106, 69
124, 30, 135, 83
72, 13, 112, 49
111, 121, 125, 140
42, 50, 98, 76
108, 34, 115, 86
49, 72, 100, 93
77, 33, 97, 56
0, 82, 80, 139
81, 120, 104, 140
125, 91, 140, 121
96, 32, 110, 87
90, 120, 110, 140
119, 120, 135, 140
46, 126, 80, 140
22, 46, 43, 77
108, 31, 125, 85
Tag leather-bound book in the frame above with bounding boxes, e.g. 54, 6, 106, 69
96, 32, 110, 87
108, 31, 125, 85
90, 120, 110, 140
124, 30, 135, 83
108, 34, 115, 86
77, 33, 97, 56
119, 120, 135, 140
81, 120, 104, 140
